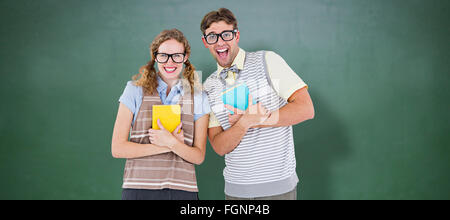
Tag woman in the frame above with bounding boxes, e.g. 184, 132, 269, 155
111, 29, 210, 200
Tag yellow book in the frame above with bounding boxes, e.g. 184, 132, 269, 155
152, 105, 181, 132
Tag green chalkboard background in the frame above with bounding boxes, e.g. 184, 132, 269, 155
0, 0, 449, 199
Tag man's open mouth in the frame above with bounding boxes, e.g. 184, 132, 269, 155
216, 48, 229, 59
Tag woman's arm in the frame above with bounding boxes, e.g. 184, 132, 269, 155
171, 114, 208, 165
111, 103, 170, 159
149, 114, 209, 165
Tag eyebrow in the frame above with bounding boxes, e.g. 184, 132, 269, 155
156, 51, 185, 54
205, 31, 218, 36
205, 29, 234, 36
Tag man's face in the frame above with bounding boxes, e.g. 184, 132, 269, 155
202, 21, 240, 68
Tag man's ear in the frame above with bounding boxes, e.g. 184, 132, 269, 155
201, 37, 209, 48
235, 30, 240, 44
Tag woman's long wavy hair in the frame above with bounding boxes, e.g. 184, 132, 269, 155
133, 29, 199, 95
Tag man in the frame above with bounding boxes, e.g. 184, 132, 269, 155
201, 8, 315, 200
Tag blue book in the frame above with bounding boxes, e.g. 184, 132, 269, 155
221, 83, 257, 115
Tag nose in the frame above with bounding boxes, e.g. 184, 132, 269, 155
166, 57, 176, 65
216, 36, 226, 46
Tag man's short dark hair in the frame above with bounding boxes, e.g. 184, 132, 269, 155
200, 8, 238, 35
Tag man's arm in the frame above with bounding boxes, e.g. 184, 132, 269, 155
258, 86, 314, 127
208, 95, 271, 156
208, 123, 247, 157
226, 86, 314, 128
259, 51, 314, 127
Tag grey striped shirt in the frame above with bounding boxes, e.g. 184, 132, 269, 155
204, 51, 298, 198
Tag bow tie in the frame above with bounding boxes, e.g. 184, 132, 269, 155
219, 65, 239, 80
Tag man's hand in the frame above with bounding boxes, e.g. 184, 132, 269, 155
227, 112, 242, 126
224, 95, 271, 129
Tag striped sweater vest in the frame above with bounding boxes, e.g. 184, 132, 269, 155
204, 51, 298, 197
122, 90, 198, 192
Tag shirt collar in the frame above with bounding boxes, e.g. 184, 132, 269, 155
156, 76, 183, 94
217, 47, 245, 75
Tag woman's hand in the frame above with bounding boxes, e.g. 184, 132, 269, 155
148, 119, 181, 149
172, 122, 185, 143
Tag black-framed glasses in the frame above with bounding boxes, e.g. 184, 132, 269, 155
203, 29, 238, 45
154, 53, 186, 63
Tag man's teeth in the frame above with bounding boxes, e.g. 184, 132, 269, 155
217, 48, 228, 53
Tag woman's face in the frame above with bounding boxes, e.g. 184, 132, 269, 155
155, 39, 188, 83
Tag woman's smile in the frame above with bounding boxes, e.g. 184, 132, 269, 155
163, 66, 177, 74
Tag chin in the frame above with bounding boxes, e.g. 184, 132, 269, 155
160, 71, 181, 80
216, 58, 231, 68
164, 73, 181, 79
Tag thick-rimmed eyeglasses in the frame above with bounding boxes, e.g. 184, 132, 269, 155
203, 29, 238, 45
154, 53, 186, 63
